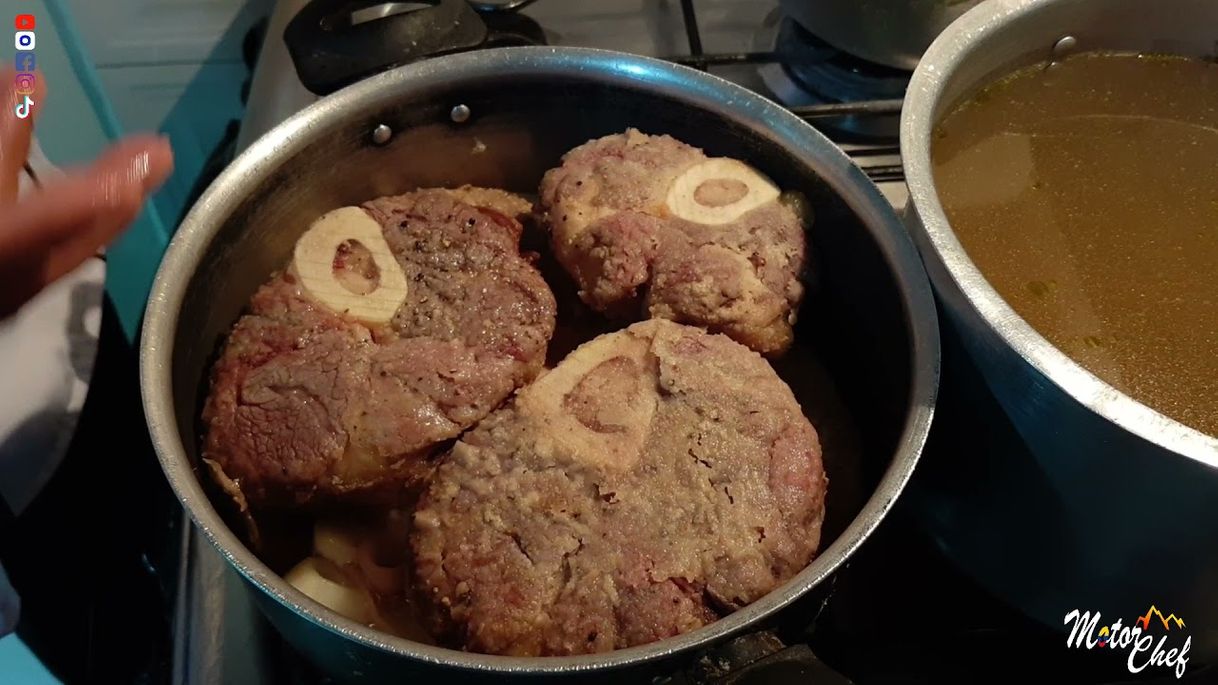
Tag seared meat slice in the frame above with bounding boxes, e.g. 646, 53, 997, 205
202, 188, 557, 510
540, 129, 808, 355
412, 319, 826, 655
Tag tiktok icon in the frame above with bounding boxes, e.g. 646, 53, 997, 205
14, 94, 32, 119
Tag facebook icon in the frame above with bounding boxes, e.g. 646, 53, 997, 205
15, 53, 34, 71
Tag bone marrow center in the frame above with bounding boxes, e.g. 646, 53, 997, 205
665, 158, 781, 225
694, 178, 750, 207
333, 239, 381, 295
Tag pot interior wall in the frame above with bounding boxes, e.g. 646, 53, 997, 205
169, 73, 915, 582
931, 0, 1218, 122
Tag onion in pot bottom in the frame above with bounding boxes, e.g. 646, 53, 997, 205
357, 539, 404, 596
284, 556, 375, 624
313, 521, 361, 567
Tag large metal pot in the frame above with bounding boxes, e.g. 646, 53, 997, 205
780, 0, 984, 71
141, 48, 939, 680
902, 0, 1218, 657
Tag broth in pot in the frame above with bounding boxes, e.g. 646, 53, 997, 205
932, 52, 1218, 436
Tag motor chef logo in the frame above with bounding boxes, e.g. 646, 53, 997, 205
1064, 605, 1191, 678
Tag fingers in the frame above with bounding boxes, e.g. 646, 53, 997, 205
0, 65, 47, 205
41, 135, 174, 284
0, 135, 173, 314
0, 134, 173, 257
42, 150, 169, 282
40, 175, 145, 284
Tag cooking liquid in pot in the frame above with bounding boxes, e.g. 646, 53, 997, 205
931, 52, 1218, 436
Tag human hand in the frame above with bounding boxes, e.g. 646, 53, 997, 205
0, 65, 173, 318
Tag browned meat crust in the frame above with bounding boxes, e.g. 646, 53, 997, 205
202, 188, 557, 509
540, 129, 808, 355
412, 319, 826, 655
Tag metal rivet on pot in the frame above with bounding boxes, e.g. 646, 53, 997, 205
1052, 35, 1077, 57
371, 124, 393, 145
450, 104, 471, 123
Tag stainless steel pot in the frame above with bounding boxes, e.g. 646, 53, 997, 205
141, 47, 939, 680
780, 0, 984, 71
902, 0, 1218, 657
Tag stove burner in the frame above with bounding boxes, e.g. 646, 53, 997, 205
286, 0, 547, 96
761, 18, 910, 139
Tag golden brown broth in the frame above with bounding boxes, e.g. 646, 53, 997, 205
932, 52, 1218, 436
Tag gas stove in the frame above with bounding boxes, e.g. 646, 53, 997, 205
158, 2, 1205, 684
237, 0, 908, 202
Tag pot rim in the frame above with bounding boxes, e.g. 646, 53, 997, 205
141, 46, 940, 674
901, 0, 1218, 468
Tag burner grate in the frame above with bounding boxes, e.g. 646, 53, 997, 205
661, 0, 906, 183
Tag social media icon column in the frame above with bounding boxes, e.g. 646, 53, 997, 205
13, 13, 36, 119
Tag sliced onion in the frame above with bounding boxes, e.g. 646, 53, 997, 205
313, 521, 361, 567
284, 557, 374, 624
358, 540, 405, 596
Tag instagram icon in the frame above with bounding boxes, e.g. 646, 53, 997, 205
15, 72, 33, 94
